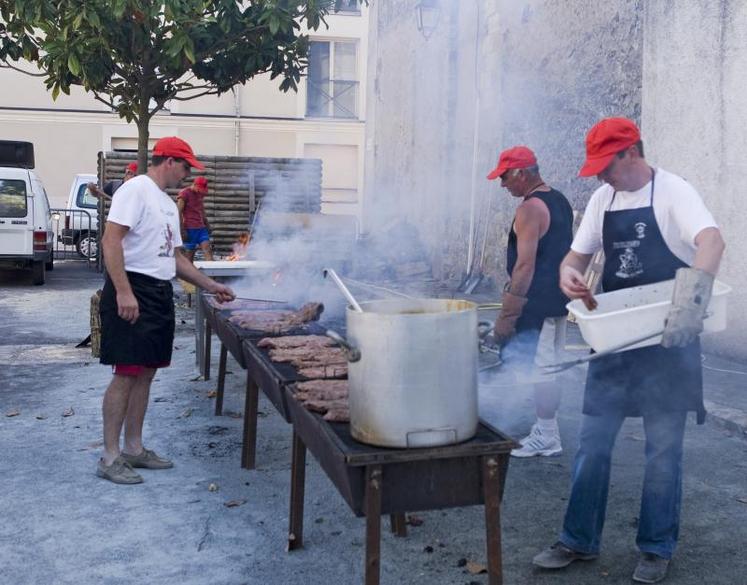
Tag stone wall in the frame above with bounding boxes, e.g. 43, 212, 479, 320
365, 0, 642, 288
642, 1, 746, 358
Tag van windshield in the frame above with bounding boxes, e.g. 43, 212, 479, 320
0, 179, 27, 218
76, 184, 98, 209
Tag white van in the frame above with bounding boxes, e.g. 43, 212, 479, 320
0, 141, 54, 285
59, 173, 98, 259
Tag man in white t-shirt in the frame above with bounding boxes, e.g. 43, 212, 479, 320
533, 118, 725, 583
97, 136, 235, 485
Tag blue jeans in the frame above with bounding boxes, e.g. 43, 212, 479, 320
560, 410, 687, 559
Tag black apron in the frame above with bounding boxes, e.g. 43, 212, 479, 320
99, 271, 175, 366
583, 171, 705, 423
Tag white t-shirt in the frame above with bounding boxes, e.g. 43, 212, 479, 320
107, 175, 183, 281
572, 167, 718, 265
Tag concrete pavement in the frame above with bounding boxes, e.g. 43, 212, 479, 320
1, 261, 746, 585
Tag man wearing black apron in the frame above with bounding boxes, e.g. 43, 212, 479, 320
97, 137, 235, 485
486, 146, 573, 457
533, 118, 725, 583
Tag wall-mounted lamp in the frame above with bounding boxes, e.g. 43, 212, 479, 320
415, 0, 441, 40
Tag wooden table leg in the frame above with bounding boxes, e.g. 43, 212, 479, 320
364, 465, 383, 585
287, 431, 307, 551
241, 372, 259, 470
389, 513, 407, 537
483, 455, 504, 585
203, 322, 212, 381
215, 343, 228, 416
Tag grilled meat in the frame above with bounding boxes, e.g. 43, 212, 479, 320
323, 407, 350, 422
257, 335, 334, 350
298, 364, 348, 379
268, 346, 345, 363
228, 302, 324, 334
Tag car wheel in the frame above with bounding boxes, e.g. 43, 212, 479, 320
32, 260, 46, 285
76, 231, 99, 260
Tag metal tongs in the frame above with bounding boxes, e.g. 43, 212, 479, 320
542, 330, 664, 374
477, 320, 503, 371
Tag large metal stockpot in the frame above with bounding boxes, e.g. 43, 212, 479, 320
341, 298, 478, 448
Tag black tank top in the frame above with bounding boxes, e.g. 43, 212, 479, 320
506, 188, 573, 329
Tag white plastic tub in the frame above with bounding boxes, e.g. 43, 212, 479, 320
567, 279, 731, 353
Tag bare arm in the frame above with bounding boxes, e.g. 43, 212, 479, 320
87, 182, 111, 201
176, 198, 187, 236
101, 221, 139, 323
175, 250, 235, 301
507, 200, 546, 296
692, 227, 725, 275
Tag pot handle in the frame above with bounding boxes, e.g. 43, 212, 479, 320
326, 329, 361, 363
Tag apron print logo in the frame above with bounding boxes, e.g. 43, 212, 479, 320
634, 222, 647, 239
615, 247, 644, 279
158, 223, 175, 257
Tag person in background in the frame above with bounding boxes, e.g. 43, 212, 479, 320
87, 162, 137, 200
487, 146, 574, 457
97, 137, 234, 485
177, 176, 213, 262
533, 117, 725, 584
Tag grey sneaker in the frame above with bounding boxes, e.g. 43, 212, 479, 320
633, 553, 670, 583
96, 456, 143, 484
533, 541, 599, 569
121, 448, 173, 470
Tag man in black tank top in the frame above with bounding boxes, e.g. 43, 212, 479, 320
487, 146, 574, 458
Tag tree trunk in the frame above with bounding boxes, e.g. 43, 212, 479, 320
136, 114, 150, 174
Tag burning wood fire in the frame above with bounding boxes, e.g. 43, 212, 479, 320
226, 231, 250, 261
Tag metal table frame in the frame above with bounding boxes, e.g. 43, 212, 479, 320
284, 391, 516, 585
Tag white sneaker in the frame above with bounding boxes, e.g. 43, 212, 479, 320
512, 425, 562, 458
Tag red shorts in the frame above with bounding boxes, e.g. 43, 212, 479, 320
113, 363, 170, 377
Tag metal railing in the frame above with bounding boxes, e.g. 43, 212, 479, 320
50, 207, 97, 266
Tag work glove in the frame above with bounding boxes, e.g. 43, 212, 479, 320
494, 292, 528, 346
661, 267, 714, 348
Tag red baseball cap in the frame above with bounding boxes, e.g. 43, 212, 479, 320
126, 162, 138, 174
193, 176, 208, 192
579, 117, 641, 177
152, 136, 205, 170
487, 146, 537, 180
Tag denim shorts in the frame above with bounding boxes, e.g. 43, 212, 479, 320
183, 227, 210, 250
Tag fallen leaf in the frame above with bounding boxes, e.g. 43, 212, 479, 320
456, 558, 468, 568
178, 408, 193, 419
406, 514, 424, 527
5, 409, 20, 417
207, 390, 217, 398
224, 499, 247, 508
423, 545, 434, 553
208, 483, 219, 492
62, 407, 75, 417
737, 497, 747, 505
35, 414, 47, 420
466, 561, 487, 575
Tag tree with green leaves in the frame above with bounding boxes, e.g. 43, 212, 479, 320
0, 0, 346, 171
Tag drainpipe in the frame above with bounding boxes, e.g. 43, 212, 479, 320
233, 86, 241, 155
